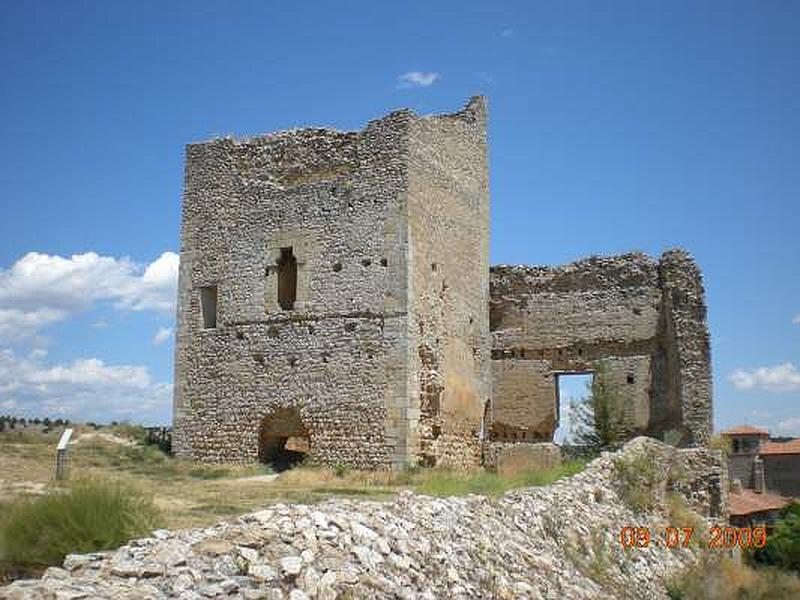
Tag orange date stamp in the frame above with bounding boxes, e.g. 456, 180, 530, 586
619, 526, 767, 550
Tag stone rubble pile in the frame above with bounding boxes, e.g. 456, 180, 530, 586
1, 438, 726, 600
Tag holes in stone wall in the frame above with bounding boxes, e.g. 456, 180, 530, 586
200, 285, 218, 329
289, 357, 298, 368
268, 326, 279, 338
345, 322, 357, 333
361, 258, 371, 267
332, 262, 342, 272
277, 247, 297, 311
253, 353, 265, 366
431, 424, 441, 439
235, 330, 245, 340
627, 373, 636, 384
431, 263, 437, 272
380, 258, 388, 267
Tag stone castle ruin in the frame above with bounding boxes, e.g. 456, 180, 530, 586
173, 97, 712, 469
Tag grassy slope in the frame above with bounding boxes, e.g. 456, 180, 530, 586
0, 427, 585, 530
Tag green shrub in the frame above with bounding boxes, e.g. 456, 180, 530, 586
750, 502, 800, 573
570, 362, 634, 453
0, 478, 162, 568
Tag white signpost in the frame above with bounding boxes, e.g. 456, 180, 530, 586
55, 428, 73, 480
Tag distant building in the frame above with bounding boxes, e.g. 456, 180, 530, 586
728, 486, 792, 528
722, 425, 797, 525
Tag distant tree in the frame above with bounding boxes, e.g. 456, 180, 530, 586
751, 502, 800, 572
32, 418, 41, 425
0, 420, 5, 433
570, 362, 634, 453
42, 417, 51, 428
19, 418, 26, 426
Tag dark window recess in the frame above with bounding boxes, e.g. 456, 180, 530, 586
332, 262, 342, 272
380, 258, 388, 267
627, 374, 636, 384
277, 247, 298, 310
361, 258, 371, 267
200, 286, 218, 329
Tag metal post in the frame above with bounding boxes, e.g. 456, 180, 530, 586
55, 428, 73, 480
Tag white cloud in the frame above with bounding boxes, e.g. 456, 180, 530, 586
730, 362, 800, 392
793, 314, 800, 325
152, 327, 173, 346
0, 308, 67, 341
397, 71, 439, 89
0, 251, 178, 340
0, 349, 171, 424
500, 28, 514, 37
777, 417, 800, 435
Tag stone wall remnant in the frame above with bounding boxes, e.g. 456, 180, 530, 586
173, 97, 490, 469
173, 98, 713, 469
489, 251, 713, 450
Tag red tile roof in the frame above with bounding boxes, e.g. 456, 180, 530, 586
728, 489, 792, 516
721, 425, 769, 436
761, 440, 800, 455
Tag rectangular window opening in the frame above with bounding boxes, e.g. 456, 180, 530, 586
200, 285, 218, 329
277, 247, 298, 311
554, 372, 594, 445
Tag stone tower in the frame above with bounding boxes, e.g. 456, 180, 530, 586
173, 97, 490, 469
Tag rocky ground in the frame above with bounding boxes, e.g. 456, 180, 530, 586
0, 438, 728, 599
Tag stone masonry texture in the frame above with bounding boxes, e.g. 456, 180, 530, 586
489, 251, 713, 449
173, 98, 712, 468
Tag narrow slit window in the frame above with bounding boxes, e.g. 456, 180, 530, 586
200, 285, 218, 329
277, 247, 297, 310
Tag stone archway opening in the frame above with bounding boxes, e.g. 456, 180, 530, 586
258, 408, 310, 472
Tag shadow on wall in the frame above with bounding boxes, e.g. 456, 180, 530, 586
259, 408, 310, 472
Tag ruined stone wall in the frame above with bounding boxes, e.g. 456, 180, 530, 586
173, 111, 415, 468
659, 250, 713, 446
174, 98, 491, 469
405, 97, 490, 468
489, 251, 712, 447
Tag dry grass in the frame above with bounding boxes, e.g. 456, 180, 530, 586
0, 428, 586, 530
666, 555, 800, 599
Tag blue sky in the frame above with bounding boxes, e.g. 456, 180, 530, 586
0, 1, 797, 433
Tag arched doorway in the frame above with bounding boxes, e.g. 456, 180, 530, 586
258, 408, 310, 471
